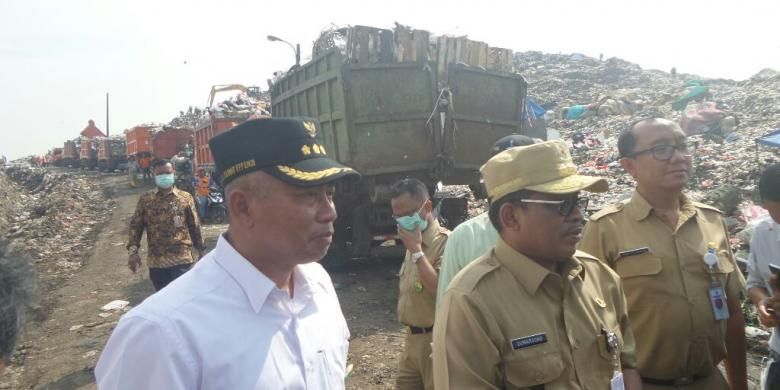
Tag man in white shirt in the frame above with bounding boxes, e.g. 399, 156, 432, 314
96, 118, 360, 389
746, 163, 780, 390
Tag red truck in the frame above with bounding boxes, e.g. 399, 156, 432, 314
126, 125, 193, 160
194, 117, 244, 171
80, 138, 98, 170
98, 137, 127, 171
50, 148, 63, 167
62, 139, 80, 168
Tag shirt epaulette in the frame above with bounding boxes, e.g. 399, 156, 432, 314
588, 203, 624, 221
691, 201, 724, 215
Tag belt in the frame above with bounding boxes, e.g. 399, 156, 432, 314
407, 325, 434, 334
641, 374, 707, 387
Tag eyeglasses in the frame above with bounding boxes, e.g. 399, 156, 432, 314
517, 196, 589, 217
630, 141, 697, 161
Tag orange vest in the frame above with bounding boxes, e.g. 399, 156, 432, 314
196, 176, 211, 196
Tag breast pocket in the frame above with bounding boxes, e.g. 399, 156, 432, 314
504, 347, 564, 389
314, 340, 348, 389
614, 253, 665, 294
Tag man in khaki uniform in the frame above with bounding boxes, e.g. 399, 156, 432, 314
390, 178, 450, 390
579, 117, 747, 390
433, 140, 642, 390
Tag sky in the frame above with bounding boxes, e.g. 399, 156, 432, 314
1, 0, 778, 160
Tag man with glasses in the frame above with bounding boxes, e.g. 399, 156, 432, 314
433, 140, 641, 389
579, 117, 747, 390
390, 178, 450, 390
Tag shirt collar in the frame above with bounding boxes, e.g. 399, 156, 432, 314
422, 219, 441, 248
626, 190, 697, 223
213, 234, 314, 313
155, 187, 179, 198
494, 237, 584, 295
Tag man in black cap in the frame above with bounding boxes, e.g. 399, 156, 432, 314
436, 134, 537, 307
96, 118, 359, 389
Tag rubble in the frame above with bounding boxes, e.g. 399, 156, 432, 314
509, 51, 780, 250
167, 90, 271, 130
0, 167, 114, 314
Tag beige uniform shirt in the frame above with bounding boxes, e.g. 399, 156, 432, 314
578, 191, 746, 379
433, 238, 637, 390
397, 220, 449, 328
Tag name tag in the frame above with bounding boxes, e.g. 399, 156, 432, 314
611, 371, 625, 390
618, 247, 649, 258
511, 333, 547, 350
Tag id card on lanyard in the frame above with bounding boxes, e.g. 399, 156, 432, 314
704, 243, 730, 320
171, 203, 182, 228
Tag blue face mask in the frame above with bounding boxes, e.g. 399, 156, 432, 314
155, 173, 175, 189
395, 205, 429, 232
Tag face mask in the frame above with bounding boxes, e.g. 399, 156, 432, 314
395, 205, 429, 232
155, 174, 175, 189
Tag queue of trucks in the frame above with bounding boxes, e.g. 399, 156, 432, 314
40, 24, 538, 265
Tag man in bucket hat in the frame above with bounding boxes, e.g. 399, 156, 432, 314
96, 118, 359, 389
432, 140, 641, 389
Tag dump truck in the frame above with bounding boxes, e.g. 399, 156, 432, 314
194, 117, 247, 172
80, 138, 98, 170
62, 139, 80, 168
270, 25, 533, 264
50, 148, 63, 167
126, 125, 193, 160
125, 125, 154, 158
98, 137, 127, 171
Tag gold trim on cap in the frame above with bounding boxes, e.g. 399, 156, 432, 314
277, 165, 353, 181
223, 159, 257, 180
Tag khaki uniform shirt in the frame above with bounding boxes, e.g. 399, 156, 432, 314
397, 220, 449, 328
433, 238, 637, 390
578, 191, 746, 379
127, 188, 204, 268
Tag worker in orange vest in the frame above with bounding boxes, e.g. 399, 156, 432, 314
192, 168, 214, 219
139, 155, 152, 184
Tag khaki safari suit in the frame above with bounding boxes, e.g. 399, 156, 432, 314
433, 238, 637, 389
397, 219, 449, 390
578, 191, 746, 389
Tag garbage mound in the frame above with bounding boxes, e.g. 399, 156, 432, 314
0, 168, 114, 293
513, 51, 780, 249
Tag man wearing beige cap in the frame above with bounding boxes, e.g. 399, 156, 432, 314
432, 140, 641, 390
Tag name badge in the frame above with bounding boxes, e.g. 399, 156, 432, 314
618, 247, 650, 258
611, 371, 625, 390
709, 282, 730, 320
511, 333, 547, 350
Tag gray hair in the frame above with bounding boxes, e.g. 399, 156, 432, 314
0, 238, 37, 362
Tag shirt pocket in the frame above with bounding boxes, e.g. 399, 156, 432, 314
614, 253, 662, 278
504, 347, 564, 388
315, 339, 348, 389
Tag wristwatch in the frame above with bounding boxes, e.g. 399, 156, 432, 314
411, 251, 425, 263
128, 245, 139, 256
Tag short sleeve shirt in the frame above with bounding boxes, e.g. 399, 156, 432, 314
578, 191, 746, 378
433, 238, 637, 390
397, 219, 449, 328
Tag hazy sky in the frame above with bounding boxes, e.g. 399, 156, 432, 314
1, 0, 778, 160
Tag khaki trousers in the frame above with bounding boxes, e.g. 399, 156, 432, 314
396, 332, 433, 390
642, 369, 729, 390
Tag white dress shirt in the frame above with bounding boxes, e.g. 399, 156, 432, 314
96, 234, 350, 389
746, 216, 780, 353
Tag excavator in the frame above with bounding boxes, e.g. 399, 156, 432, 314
206, 84, 261, 107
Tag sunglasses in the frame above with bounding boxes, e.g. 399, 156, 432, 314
516, 196, 589, 217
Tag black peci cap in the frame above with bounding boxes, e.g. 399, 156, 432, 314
209, 118, 359, 187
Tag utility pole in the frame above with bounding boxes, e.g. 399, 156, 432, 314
106, 92, 110, 137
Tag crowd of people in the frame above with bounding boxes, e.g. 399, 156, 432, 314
2, 117, 780, 390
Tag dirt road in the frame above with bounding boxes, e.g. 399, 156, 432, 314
0, 171, 768, 389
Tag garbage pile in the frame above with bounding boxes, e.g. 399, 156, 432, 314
512, 51, 780, 249
0, 167, 113, 295
167, 90, 271, 129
